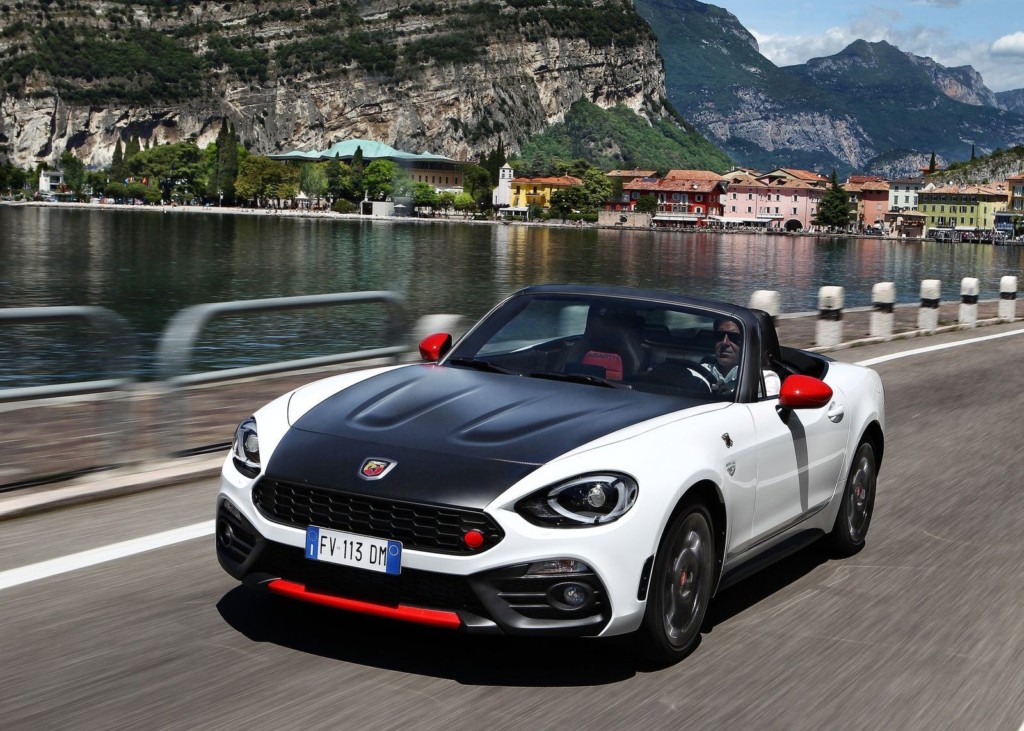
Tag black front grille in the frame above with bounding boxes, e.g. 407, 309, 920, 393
260, 543, 486, 614
253, 478, 504, 555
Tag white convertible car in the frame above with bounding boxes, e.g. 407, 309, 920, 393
216, 285, 884, 664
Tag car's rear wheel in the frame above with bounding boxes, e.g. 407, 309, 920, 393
637, 503, 714, 665
827, 441, 876, 556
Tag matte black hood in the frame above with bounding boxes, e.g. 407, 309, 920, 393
264, 365, 695, 509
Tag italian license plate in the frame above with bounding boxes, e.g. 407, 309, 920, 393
304, 526, 402, 575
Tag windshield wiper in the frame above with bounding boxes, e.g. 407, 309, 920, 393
528, 372, 633, 389
447, 357, 518, 375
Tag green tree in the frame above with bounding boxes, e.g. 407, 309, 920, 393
325, 156, 355, 202
85, 170, 107, 196
970, 144, 976, 161
104, 181, 127, 200
636, 193, 657, 214
110, 138, 124, 183
300, 163, 329, 203
124, 135, 141, 170
438, 190, 457, 215
351, 145, 364, 198
453, 191, 476, 217
207, 121, 239, 204
363, 159, 402, 200
462, 164, 492, 206
412, 181, 439, 214
59, 151, 86, 199
580, 168, 613, 210
127, 141, 205, 202
813, 170, 852, 229
235, 156, 299, 206
928, 152, 937, 175
549, 185, 589, 219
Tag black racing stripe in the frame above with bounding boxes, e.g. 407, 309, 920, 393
265, 365, 697, 509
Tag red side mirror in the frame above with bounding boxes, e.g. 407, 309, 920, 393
418, 332, 453, 362
778, 374, 833, 409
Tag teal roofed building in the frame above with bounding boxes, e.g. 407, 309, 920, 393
270, 138, 470, 191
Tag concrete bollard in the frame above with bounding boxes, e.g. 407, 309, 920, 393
870, 282, 895, 338
816, 286, 844, 347
918, 279, 941, 332
959, 277, 980, 328
749, 290, 781, 321
999, 276, 1017, 322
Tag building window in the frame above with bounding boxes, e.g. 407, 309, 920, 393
746, 206, 752, 213
731, 205, 736, 212
792, 207, 798, 215
747, 193, 752, 200
793, 194, 798, 202
696, 194, 703, 202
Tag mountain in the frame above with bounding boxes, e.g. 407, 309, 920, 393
997, 89, 1024, 113
633, 0, 1024, 176
0, 0, 725, 171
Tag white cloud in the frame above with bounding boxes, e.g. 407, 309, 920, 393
991, 32, 1024, 57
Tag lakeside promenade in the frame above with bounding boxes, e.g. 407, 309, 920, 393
3, 199, 931, 240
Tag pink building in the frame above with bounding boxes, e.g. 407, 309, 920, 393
719, 169, 773, 227
758, 168, 828, 231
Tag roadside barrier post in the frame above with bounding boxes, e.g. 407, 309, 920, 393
816, 286, 844, 347
918, 279, 941, 332
999, 276, 1017, 322
749, 290, 781, 321
870, 282, 895, 338
959, 277, 979, 328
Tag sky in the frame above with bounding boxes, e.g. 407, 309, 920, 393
712, 0, 1024, 93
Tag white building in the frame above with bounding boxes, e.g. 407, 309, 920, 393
888, 177, 925, 211
492, 163, 513, 207
38, 169, 64, 194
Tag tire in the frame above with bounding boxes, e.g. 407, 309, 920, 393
827, 441, 877, 557
636, 504, 715, 666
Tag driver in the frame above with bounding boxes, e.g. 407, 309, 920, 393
706, 318, 741, 392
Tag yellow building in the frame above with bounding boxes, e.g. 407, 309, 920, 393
917, 183, 1007, 231
509, 176, 583, 209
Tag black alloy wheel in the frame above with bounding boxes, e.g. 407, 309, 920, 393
827, 441, 877, 556
637, 504, 715, 665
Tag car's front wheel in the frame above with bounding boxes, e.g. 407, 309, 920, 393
637, 503, 715, 665
827, 441, 877, 556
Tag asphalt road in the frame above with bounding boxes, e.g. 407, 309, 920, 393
3, 324, 1024, 730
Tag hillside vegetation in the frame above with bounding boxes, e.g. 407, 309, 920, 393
514, 101, 732, 175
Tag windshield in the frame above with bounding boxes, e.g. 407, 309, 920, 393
447, 294, 743, 400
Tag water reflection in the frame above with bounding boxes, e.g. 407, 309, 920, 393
2, 205, 1023, 383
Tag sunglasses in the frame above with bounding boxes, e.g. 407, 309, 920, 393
715, 330, 743, 345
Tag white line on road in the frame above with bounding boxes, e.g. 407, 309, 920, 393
854, 326, 1024, 367
0, 520, 214, 592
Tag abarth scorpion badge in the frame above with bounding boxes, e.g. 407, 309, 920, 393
359, 458, 396, 480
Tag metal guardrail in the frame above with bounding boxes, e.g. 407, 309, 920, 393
0, 305, 136, 403
155, 291, 408, 386
154, 291, 409, 455
1, 293, 409, 486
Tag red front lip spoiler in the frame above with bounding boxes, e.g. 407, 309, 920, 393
267, 579, 463, 630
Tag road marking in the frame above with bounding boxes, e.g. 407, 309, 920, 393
854, 326, 1024, 367
0, 520, 214, 592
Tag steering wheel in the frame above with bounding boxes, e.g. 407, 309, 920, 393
681, 360, 720, 393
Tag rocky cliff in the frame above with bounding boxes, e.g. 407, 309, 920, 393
0, 0, 672, 169
633, 0, 1024, 177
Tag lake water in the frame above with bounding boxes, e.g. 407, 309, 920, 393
2, 204, 1023, 383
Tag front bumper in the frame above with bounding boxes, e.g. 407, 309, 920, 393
216, 496, 613, 637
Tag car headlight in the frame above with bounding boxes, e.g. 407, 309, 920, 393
515, 473, 638, 527
231, 417, 260, 477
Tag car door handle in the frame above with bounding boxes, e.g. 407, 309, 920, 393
827, 401, 845, 423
